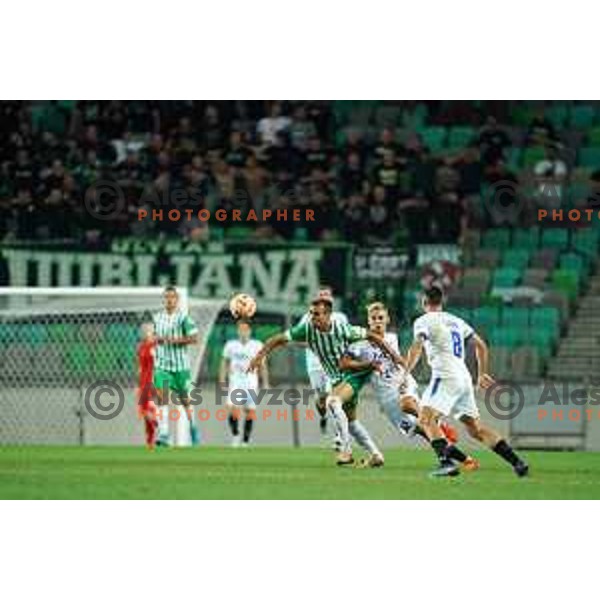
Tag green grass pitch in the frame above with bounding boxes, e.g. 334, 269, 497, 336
1, 446, 600, 499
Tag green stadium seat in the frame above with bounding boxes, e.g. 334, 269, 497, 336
529, 328, 556, 358
573, 229, 599, 257
587, 127, 600, 146
531, 306, 561, 332
578, 147, 600, 169
566, 182, 591, 207
506, 147, 522, 170
512, 228, 540, 250
447, 126, 475, 149
503, 306, 530, 328
552, 269, 580, 300
489, 326, 524, 349
541, 228, 569, 249
560, 252, 587, 277
502, 249, 530, 269
481, 228, 511, 249
522, 146, 546, 167
473, 306, 502, 329
492, 267, 521, 288
421, 126, 447, 152
226, 227, 252, 240
570, 105, 596, 129
546, 104, 568, 129
511, 105, 536, 127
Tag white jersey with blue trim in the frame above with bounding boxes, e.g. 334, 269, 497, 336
412, 311, 473, 380
347, 331, 414, 390
298, 311, 349, 373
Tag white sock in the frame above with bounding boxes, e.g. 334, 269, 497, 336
349, 420, 381, 456
157, 405, 170, 439
327, 396, 351, 453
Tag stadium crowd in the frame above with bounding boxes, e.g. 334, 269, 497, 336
1, 100, 598, 248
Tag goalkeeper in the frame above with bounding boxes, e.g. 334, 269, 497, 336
153, 286, 200, 446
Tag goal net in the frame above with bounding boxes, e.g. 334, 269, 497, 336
0, 288, 224, 446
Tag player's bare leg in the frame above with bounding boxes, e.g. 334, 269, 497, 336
460, 415, 528, 477
344, 405, 384, 467
326, 382, 356, 465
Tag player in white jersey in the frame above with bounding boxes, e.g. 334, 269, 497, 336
298, 286, 348, 444
342, 302, 460, 447
219, 320, 269, 447
405, 286, 529, 478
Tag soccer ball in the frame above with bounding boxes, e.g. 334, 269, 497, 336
229, 293, 257, 319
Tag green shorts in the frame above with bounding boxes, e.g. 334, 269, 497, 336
331, 370, 372, 409
153, 368, 193, 398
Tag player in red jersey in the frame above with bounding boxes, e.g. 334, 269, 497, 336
137, 322, 158, 449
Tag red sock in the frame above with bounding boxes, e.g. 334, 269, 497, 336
145, 417, 157, 448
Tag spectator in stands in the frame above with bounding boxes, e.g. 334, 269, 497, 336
373, 127, 399, 164
479, 116, 511, 165
533, 144, 568, 209
256, 102, 291, 146
372, 150, 401, 202
365, 185, 394, 244
526, 107, 557, 147
341, 193, 366, 242
338, 151, 366, 198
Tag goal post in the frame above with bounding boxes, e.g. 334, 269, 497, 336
0, 287, 223, 446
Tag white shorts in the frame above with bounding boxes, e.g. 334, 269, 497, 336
420, 375, 479, 420
226, 388, 258, 410
308, 368, 331, 399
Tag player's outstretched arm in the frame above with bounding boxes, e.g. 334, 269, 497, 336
473, 333, 495, 389
404, 339, 423, 374
157, 333, 198, 346
366, 332, 406, 368
246, 332, 289, 373
339, 354, 382, 374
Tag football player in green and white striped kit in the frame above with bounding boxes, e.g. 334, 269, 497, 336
153, 286, 200, 446
247, 297, 405, 466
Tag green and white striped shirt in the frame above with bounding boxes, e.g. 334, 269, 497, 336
153, 309, 199, 372
285, 319, 367, 383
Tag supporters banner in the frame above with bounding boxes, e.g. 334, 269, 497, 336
0, 241, 353, 305
353, 246, 409, 280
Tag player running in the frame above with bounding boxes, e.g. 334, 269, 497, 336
219, 319, 269, 447
247, 296, 403, 466
297, 286, 348, 446
153, 286, 200, 447
405, 286, 529, 478
137, 322, 158, 450
341, 302, 459, 446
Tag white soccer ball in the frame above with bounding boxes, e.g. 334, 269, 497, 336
229, 293, 257, 319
